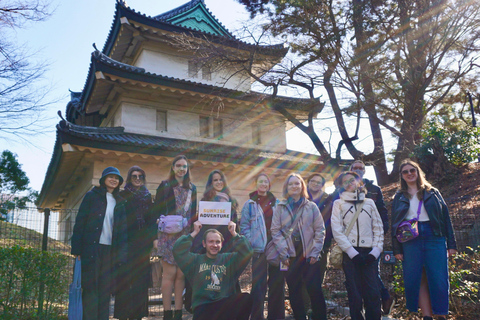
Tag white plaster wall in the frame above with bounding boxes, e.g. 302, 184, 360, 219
135, 48, 252, 91
115, 101, 287, 152
167, 110, 200, 138
117, 103, 157, 135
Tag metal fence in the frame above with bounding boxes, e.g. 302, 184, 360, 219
1, 206, 76, 255
1, 204, 479, 318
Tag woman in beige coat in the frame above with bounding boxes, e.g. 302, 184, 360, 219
331, 171, 384, 320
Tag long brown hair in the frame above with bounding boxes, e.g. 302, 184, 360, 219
398, 159, 432, 200
202, 170, 238, 211
168, 155, 192, 188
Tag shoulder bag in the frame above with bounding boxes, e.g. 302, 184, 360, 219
395, 200, 423, 243
158, 188, 192, 234
329, 201, 365, 269
265, 208, 303, 267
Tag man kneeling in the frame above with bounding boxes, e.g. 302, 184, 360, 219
173, 221, 253, 320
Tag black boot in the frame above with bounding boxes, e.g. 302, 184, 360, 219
164, 310, 173, 320
423, 317, 433, 320
174, 309, 182, 320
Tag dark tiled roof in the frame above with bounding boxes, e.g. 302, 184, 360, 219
37, 119, 328, 207
102, 0, 287, 57
56, 120, 324, 166
67, 50, 314, 121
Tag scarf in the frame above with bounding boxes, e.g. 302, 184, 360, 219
124, 183, 152, 229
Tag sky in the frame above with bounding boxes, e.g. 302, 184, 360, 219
0, 0, 379, 193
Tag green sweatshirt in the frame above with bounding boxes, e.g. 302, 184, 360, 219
173, 234, 253, 310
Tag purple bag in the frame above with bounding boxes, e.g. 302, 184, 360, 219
395, 200, 423, 243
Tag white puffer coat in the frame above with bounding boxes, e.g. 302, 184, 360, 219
331, 192, 384, 259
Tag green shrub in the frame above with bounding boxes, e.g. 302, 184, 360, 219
414, 119, 480, 167
0, 246, 70, 320
449, 246, 480, 318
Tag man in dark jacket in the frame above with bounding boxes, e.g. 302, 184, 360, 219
350, 160, 394, 315
173, 220, 253, 320
71, 166, 128, 320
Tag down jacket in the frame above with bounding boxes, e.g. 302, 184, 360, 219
331, 192, 384, 259
271, 198, 325, 262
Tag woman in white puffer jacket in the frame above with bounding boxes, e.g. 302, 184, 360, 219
331, 171, 384, 320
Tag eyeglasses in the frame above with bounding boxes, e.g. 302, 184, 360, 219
401, 168, 417, 175
132, 174, 144, 180
351, 166, 365, 171
309, 180, 324, 186
342, 178, 356, 186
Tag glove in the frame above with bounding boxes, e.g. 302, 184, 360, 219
352, 254, 365, 266
365, 254, 376, 264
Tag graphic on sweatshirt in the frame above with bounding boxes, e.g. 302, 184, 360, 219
199, 263, 226, 292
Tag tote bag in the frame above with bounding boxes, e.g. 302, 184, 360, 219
68, 258, 83, 320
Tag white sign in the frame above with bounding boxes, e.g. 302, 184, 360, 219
198, 201, 231, 225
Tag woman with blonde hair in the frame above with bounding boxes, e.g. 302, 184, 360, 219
391, 160, 456, 320
271, 173, 326, 320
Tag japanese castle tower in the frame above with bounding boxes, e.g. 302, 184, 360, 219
37, 0, 332, 233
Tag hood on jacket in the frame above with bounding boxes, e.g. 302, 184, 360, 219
249, 191, 276, 205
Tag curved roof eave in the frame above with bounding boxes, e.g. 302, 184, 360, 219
102, 0, 287, 58
70, 50, 314, 118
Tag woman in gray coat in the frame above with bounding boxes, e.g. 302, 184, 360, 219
271, 173, 326, 320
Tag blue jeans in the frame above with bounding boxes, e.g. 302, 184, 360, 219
402, 221, 449, 315
343, 248, 381, 320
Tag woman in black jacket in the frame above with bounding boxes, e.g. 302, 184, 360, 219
114, 166, 154, 320
154, 155, 197, 320
391, 160, 457, 320
71, 166, 128, 320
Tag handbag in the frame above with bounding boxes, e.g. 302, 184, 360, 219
158, 188, 192, 234
265, 208, 304, 267
329, 201, 365, 269
158, 215, 189, 234
68, 258, 83, 320
395, 200, 423, 243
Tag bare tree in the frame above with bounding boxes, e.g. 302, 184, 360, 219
0, 1, 53, 141
170, 0, 480, 184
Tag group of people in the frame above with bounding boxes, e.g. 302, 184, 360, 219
71, 156, 457, 320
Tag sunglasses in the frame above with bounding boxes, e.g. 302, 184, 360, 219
132, 174, 145, 180
401, 168, 416, 175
